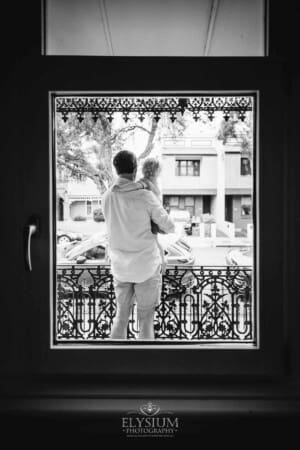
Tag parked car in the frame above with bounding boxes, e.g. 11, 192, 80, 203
58, 232, 195, 266
168, 209, 191, 235
225, 247, 253, 266
169, 209, 190, 222
163, 242, 195, 266
225, 247, 253, 290
57, 230, 83, 244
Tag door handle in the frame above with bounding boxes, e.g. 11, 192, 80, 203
25, 216, 40, 271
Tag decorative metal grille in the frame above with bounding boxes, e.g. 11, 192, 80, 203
56, 96, 253, 123
56, 265, 254, 344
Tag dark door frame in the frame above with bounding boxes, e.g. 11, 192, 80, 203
1, 0, 300, 426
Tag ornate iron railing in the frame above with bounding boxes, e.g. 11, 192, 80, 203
55, 265, 255, 345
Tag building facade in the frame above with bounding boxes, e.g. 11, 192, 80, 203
57, 175, 102, 221
161, 136, 252, 234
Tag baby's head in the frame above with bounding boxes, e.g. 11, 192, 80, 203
142, 157, 162, 180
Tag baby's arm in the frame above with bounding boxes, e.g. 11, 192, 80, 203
139, 177, 161, 198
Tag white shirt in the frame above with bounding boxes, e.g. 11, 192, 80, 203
102, 177, 175, 283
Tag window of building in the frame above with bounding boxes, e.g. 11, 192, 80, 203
86, 200, 92, 215
241, 157, 251, 175
176, 160, 200, 176
241, 196, 252, 216
45, 0, 265, 56
185, 197, 194, 207
169, 196, 179, 207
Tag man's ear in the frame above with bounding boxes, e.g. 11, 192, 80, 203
133, 167, 137, 179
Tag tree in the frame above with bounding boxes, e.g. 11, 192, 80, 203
57, 112, 124, 192
217, 112, 253, 163
56, 111, 187, 192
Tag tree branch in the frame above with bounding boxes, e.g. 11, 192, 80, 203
137, 118, 158, 160
110, 125, 151, 143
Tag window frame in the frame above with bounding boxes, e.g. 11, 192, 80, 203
176, 159, 201, 176
29, 62, 284, 379
3, 1, 300, 427
0, 0, 284, 375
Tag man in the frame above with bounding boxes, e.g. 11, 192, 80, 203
102, 150, 175, 340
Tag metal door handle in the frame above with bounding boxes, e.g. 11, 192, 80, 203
25, 217, 39, 271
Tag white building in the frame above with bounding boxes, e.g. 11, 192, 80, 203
160, 136, 252, 234
57, 176, 102, 221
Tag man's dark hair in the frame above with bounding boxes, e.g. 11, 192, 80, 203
113, 150, 137, 175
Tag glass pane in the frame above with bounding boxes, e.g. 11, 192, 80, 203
45, 0, 265, 56
52, 93, 256, 347
241, 157, 251, 175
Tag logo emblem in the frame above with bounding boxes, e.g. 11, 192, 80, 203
139, 401, 160, 416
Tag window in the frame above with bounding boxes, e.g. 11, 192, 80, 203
86, 200, 92, 215
241, 196, 252, 217
52, 93, 256, 348
176, 160, 200, 176
169, 196, 179, 206
241, 157, 251, 175
2, 0, 290, 393
45, 0, 265, 56
185, 197, 194, 207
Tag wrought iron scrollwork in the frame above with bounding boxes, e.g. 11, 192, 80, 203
56, 96, 253, 124
56, 265, 254, 344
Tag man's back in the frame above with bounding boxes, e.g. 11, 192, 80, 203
102, 177, 174, 283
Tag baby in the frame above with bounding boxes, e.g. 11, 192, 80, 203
136, 157, 167, 274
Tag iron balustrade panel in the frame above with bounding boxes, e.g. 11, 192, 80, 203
55, 265, 254, 344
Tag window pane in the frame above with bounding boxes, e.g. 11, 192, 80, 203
241, 157, 251, 175
169, 196, 179, 206
185, 197, 194, 207
45, 0, 265, 56
53, 93, 256, 347
187, 161, 194, 176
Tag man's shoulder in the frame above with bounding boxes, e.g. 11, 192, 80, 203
103, 187, 153, 199
102, 188, 113, 204
138, 189, 157, 202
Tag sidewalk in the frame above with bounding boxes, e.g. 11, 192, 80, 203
184, 235, 252, 248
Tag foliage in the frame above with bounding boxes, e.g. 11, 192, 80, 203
217, 112, 253, 159
73, 215, 87, 221
56, 113, 125, 192
217, 114, 239, 144
56, 110, 187, 193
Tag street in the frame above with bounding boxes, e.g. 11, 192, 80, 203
57, 220, 249, 266
190, 244, 231, 266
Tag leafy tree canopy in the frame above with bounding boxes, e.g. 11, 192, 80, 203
56, 111, 186, 192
